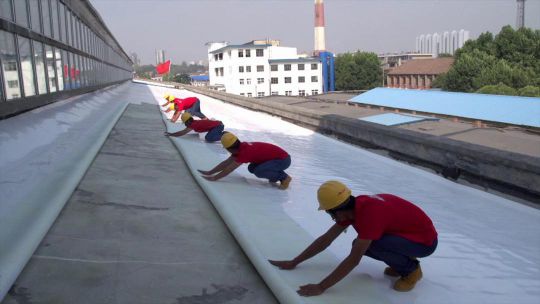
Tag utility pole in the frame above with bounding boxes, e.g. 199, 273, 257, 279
516, 0, 526, 29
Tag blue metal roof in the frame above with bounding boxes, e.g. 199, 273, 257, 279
359, 113, 439, 126
190, 75, 209, 81
349, 88, 540, 128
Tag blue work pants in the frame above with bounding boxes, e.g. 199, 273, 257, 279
186, 100, 206, 119
247, 156, 291, 183
205, 124, 224, 142
363, 235, 438, 276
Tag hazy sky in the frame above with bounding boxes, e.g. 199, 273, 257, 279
89, 0, 540, 65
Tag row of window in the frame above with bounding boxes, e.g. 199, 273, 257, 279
238, 90, 319, 98
213, 48, 266, 61
238, 76, 318, 85
270, 76, 318, 84
1, 30, 131, 100
238, 49, 264, 58
0, 0, 131, 72
238, 65, 265, 73
271, 63, 318, 71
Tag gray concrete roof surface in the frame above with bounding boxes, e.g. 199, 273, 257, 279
2, 103, 276, 304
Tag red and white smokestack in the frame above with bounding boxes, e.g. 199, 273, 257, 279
314, 0, 326, 54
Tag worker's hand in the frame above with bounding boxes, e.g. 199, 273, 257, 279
202, 175, 218, 181
268, 260, 297, 270
297, 284, 324, 297
197, 169, 212, 175
164, 132, 171, 137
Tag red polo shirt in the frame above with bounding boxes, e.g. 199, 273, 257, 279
189, 120, 222, 133
233, 142, 289, 164
338, 194, 437, 246
173, 97, 199, 111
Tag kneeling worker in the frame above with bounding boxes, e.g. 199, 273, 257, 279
164, 113, 224, 142
169, 96, 207, 122
269, 180, 438, 296
198, 132, 292, 189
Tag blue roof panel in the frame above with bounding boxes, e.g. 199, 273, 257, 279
349, 88, 540, 127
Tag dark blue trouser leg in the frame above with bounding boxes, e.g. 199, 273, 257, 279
205, 124, 224, 142
250, 156, 291, 183
363, 235, 438, 276
186, 100, 206, 119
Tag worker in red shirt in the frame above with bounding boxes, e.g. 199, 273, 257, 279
165, 96, 207, 122
269, 180, 438, 296
198, 132, 292, 190
164, 113, 224, 142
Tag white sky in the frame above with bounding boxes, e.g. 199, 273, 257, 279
89, 0, 540, 64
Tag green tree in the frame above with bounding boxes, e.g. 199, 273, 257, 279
518, 85, 540, 97
437, 25, 540, 95
174, 73, 191, 84
442, 49, 498, 92
476, 83, 517, 96
335, 51, 382, 90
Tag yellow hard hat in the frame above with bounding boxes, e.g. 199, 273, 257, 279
221, 132, 238, 149
317, 181, 352, 210
167, 95, 175, 102
181, 112, 192, 123
163, 93, 170, 99
169, 104, 175, 111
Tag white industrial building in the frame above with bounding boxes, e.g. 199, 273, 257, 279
416, 29, 470, 56
207, 40, 323, 97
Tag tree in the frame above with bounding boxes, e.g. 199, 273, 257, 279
437, 25, 540, 95
173, 73, 191, 84
518, 85, 540, 97
476, 83, 517, 96
335, 51, 382, 90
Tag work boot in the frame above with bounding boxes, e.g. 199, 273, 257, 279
279, 175, 292, 190
384, 267, 400, 277
393, 264, 423, 292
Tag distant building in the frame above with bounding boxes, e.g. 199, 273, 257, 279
416, 30, 470, 56
190, 75, 209, 87
379, 53, 434, 70
207, 40, 325, 97
386, 58, 454, 89
156, 49, 165, 65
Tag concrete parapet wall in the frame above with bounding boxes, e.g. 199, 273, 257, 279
172, 83, 540, 202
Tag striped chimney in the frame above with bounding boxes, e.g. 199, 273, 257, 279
314, 0, 326, 54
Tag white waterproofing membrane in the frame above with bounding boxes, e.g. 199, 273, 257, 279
0, 83, 154, 300
156, 86, 540, 304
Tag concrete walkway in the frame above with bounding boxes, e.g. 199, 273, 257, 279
2, 103, 276, 304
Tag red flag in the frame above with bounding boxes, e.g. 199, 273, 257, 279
156, 60, 171, 75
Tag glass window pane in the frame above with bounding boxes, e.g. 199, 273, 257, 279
33, 40, 47, 94
62, 49, 70, 89
42, 0, 51, 37
51, 0, 59, 39
0, 30, 21, 99
29, 0, 41, 33
54, 47, 63, 91
0, 0, 13, 21
65, 9, 71, 45
14, 0, 29, 27
58, 2, 65, 42
44, 44, 57, 93
18, 36, 36, 97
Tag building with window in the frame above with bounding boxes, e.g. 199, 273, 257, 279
206, 40, 324, 97
0, 0, 132, 118
386, 58, 454, 89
